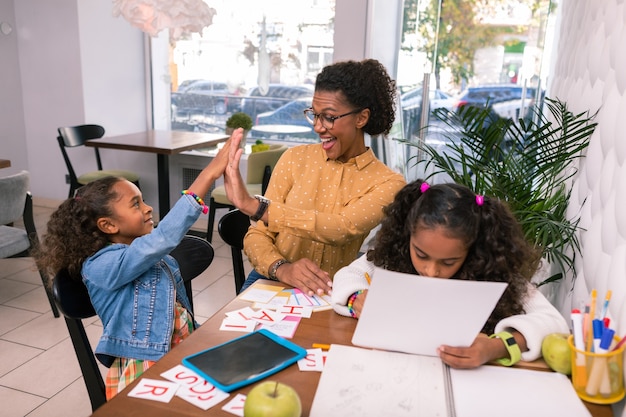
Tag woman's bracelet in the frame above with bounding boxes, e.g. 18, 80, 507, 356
347, 290, 364, 318
181, 190, 209, 214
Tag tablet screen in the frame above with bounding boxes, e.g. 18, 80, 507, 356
183, 330, 305, 390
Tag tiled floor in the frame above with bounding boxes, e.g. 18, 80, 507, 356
0, 200, 248, 417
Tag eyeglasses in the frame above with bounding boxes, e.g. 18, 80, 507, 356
303, 107, 362, 130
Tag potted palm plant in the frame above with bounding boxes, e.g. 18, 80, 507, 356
225, 112, 253, 140
406, 98, 598, 287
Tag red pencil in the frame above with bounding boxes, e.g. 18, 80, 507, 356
612, 335, 626, 351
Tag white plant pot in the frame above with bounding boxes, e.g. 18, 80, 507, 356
225, 127, 249, 141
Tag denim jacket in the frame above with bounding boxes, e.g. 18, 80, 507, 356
82, 195, 202, 367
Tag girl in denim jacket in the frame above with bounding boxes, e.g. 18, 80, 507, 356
36, 134, 236, 398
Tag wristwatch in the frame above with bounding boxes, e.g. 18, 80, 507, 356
268, 259, 289, 281
489, 331, 522, 366
250, 195, 270, 222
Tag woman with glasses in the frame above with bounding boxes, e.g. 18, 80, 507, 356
224, 59, 406, 296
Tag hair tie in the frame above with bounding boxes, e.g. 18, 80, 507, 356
420, 182, 430, 193
475, 195, 484, 206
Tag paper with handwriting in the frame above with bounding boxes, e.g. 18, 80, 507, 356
310, 344, 450, 417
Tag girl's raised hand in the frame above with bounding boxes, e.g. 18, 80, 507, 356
223, 128, 256, 214
226, 128, 245, 170
187, 135, 234, 199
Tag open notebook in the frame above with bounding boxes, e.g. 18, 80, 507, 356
312, 270, 590, 416
351, 268, 508, 356
310, 345, 591, 417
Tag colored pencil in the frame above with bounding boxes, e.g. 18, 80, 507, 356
586, 289, 597, 352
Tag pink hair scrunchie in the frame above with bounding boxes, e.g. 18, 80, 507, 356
475, 195, 484, 206
420, 182, 430, 193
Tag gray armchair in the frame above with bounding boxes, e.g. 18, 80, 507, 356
0, 170, 59, 317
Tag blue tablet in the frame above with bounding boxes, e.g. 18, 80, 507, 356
182, 329, 307, 392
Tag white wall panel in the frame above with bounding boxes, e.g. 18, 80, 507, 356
548, 1, 626, 413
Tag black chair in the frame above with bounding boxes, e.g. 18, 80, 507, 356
218, 209, 251, 294
52, 268, 105, 411
57, 124, 141, 198
0, 170, 59, 317
170, 234, 214, 313
52, 235, 214, 411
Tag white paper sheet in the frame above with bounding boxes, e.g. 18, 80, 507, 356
450, 366, 592, 417
352, 268, 507, 356
310, 344, 450, 417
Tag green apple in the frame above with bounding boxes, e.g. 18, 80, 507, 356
244, 381, 302, 417
541, 333, 572, 375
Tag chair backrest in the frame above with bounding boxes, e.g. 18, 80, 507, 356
218, 209, 251, 294
169, 234, 215, 313
57, 124, 106, 148
52, 269, 105, 411
56, 124, 106, 188
53, 269, 97, 320
245, 144, 288, 184
0, 170, 29, 225
0, 170, 60, 316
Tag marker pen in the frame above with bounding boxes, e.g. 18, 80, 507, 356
592, 319, 604, 352
571, 309, 587, 387
586, 328, 615, 397
598, 329, 615, 397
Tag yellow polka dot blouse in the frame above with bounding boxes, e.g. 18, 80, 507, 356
243, 144, 406, 279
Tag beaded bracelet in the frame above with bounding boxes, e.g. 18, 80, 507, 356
347, 290, 364, 318
181, 190, 209, 214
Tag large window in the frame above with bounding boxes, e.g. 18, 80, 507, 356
149, 0, 557, 177
164, 0, 335, 144
397, 0, 556, 181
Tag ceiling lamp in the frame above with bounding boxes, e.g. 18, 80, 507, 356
112, 0, 216, 41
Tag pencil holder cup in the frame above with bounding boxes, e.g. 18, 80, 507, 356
568, 335, 625, 404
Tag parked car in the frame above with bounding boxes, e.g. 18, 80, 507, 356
453, 84, 539, 120
241, 84, 314, 122
400, 87, 456, 112
253, 98, 317, 141
255, 97, 311, 126
175, 79, 203, 93
171, 80, 242, 117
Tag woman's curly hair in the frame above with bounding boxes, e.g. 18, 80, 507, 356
367, 179, 541, 334
34, 176, 124, 282
314, 59, 397, 136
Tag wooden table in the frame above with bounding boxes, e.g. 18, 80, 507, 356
0, 159, 11, 169
90, 281, 613, 417
85, 130, 228, 218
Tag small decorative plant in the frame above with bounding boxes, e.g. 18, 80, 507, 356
251, 139, 270, 153
226, 112, 253, 131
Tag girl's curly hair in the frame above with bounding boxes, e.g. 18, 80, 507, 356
34, 176, 124, 282
367, 179, 540, 334
314, 59, 397, 136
